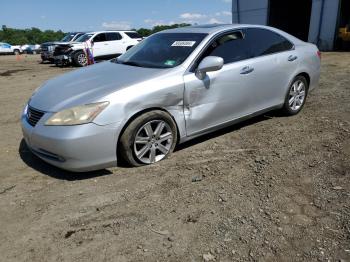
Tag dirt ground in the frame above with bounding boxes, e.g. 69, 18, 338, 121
0, 53, 349, 262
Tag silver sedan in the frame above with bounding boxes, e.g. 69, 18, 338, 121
21, 24, 321, 172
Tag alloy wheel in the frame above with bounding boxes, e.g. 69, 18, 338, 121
133, 120, 173, 164
289, 80, 306, 111
78, 53, 87, 66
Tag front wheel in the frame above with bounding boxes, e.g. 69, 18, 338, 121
13, 49, 20, 55
282, 76, 308, 115
73, 51, 88, 67
119, 110, 178, 167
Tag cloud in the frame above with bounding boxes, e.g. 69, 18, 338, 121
209, 18, 223, 24
40, 15, 46, 19
144, 19, 176, 27
143, 10, 231, 28
180, 13, 207, 19
102, 21, 132, 30
216, 11, 231, 16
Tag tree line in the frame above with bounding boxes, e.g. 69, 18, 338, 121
0, 23, 191, 45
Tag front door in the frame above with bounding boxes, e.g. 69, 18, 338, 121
91, 33, 108, 57
183, 31, 255, 136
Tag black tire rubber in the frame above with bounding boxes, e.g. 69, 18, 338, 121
282, 75, 308, 116
13, 49, 20, 55
73, 51, 87, 67
119, 110, 178, 167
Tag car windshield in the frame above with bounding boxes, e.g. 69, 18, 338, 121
75, 33, 94, 42
115, 33, 207, 69
61, 33, 76, 42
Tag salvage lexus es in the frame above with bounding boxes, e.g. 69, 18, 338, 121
21, 24, 321, 172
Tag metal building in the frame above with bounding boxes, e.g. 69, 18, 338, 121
231, 0, 350, 51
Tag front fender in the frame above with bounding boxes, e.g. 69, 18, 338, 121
93, 73, 187, 139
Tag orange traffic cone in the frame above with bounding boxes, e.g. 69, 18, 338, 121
15, 53, 22, 61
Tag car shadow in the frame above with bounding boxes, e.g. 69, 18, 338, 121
175, 111, 281, 151
18, 139, 112, 181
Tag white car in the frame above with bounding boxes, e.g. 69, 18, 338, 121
0, 42, 22, 55
40, 32, 85, 62
53, 31, 143, 66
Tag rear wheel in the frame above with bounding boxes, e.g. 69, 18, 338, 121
119, 110, 177, 167
73, 51, 88, 67
282, 75, 308, 115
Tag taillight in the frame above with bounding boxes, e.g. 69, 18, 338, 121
317, 51, 321, 59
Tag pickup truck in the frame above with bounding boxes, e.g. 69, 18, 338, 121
53, 30, 142, 67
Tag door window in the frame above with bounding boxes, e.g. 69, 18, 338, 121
106, 32, 122, 41
244, 28, 293, 57
93, 33, 107, 42
125, 32, 142, 39
197, 31, 250, 65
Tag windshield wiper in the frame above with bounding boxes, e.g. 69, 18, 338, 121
118, 60, 143, 67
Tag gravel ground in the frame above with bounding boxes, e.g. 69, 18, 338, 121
0, 54, 349, 262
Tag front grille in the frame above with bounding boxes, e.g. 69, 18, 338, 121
41, 44, 55, 53
53, 45, 69, 56
26, 106, 45, 127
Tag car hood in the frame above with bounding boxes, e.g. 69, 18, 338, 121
29, 61, 170, 112
41, 41, 69, 46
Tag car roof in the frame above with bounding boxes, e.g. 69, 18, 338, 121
86, 30, 137, 34
159, 23, 304, 44
161, 24, 260, 34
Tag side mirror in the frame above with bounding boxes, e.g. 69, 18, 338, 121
195, 56, 224, 79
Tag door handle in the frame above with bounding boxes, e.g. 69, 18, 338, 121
240, 66, 254, 75
104, 43, 109, 45
288, 55, 298, 61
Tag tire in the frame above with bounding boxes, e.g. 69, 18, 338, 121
282, 75, 308, 115
73, 51, 88, 67
13, 49, 20, 55
119, 110, 178, 167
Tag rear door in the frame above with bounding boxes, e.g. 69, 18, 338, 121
241, 28, 298, 111
105, 32, 124, 55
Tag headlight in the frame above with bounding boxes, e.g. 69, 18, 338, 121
45, 102, 109, 126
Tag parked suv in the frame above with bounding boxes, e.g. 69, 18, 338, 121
40, 32, 84, 62
0, 42, 22, 55
53, 31, 142, 67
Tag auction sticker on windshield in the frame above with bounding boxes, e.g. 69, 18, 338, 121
171, 41, 196, 47
164, 60, 176, 66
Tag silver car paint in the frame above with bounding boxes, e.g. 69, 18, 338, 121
21, 24, 321, 171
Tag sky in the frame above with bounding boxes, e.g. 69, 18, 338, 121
0, 0, 232, 32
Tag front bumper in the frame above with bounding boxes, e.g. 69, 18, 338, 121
54, 54, 71, 62
21, 111, 121, 172
41, 51, 54, 61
